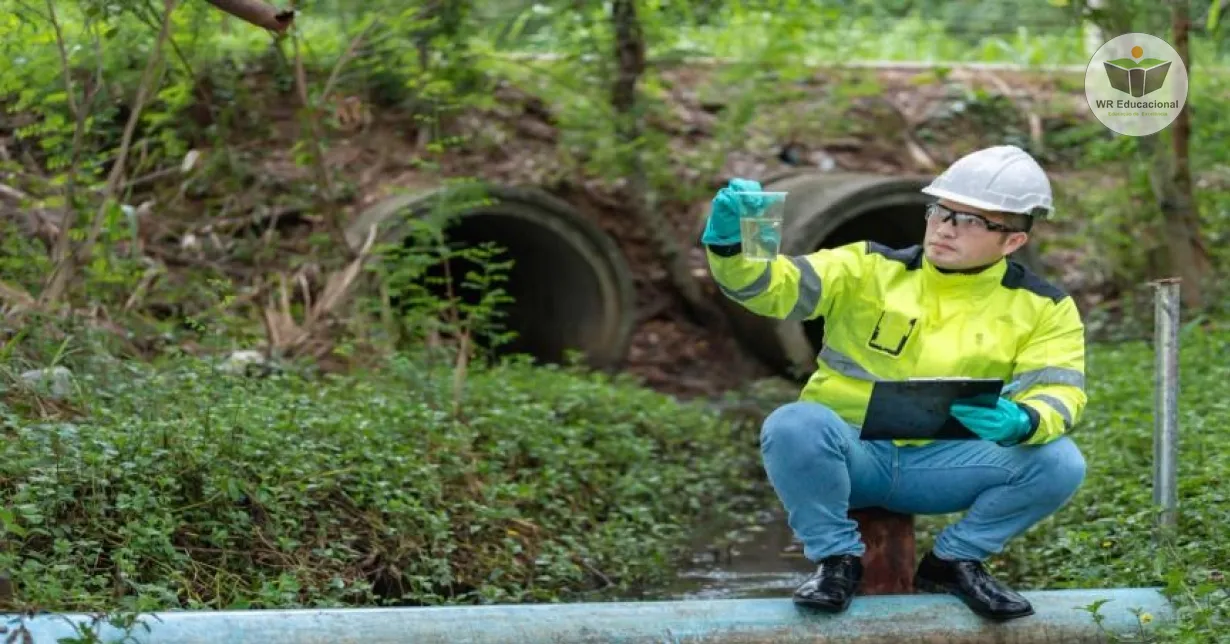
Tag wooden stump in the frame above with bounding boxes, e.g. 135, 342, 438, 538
849, 507, 916, 594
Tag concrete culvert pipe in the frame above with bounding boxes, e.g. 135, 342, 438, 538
346, 183, 636, 369
713, 170, 1042, 381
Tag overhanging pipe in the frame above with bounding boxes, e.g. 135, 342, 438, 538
2, 588, 1172, 643
1153, 278, 1181, 532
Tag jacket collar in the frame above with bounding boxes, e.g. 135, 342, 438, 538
920, 253, 1007, 298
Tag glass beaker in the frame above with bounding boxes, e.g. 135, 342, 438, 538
735, 191, 787, 261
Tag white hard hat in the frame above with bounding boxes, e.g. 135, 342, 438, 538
921, 145, 1054, 218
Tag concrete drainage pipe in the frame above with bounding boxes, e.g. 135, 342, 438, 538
713, 170, 1042, 381
346, 183, 636, 369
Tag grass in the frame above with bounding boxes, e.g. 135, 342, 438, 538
915, 321, 1230, 641
0, 350, 763, 614
666, 15, 1090, 67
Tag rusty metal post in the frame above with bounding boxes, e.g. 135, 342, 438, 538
849, 508, 915, 594
1152, 278, 1180, 533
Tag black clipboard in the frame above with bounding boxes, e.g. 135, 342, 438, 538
860, 378, 1004, 441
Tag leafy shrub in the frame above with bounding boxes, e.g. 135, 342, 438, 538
0, 353, 761, 612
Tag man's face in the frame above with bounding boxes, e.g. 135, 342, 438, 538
923, 199, 1030, 270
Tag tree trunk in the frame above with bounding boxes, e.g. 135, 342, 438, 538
1149, 0, 1210, 308
609, 0, 723, 325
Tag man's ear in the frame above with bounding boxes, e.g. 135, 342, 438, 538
1003, 232, 1029, 255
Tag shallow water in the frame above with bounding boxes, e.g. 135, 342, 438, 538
649, 510, 817, 601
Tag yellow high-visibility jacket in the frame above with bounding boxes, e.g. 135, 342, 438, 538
708, 240, 1086, 447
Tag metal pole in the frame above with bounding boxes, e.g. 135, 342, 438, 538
1152, 278, 1180, 532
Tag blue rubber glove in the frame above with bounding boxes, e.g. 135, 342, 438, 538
950, 397, 1033, 445
701, 178, 768, 246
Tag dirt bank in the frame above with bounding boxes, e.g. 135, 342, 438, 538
3, 62, 1104, 399
333, 65, 1098, 397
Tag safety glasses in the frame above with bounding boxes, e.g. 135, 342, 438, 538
925, 203, 1025, 234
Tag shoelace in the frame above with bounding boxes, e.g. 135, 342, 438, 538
957, 560, 993, 580
815, 557, 852, 579
953, 560, 1013, 596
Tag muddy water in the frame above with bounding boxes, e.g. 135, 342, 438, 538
639, 384, 823, 600
650, 510, 818, 601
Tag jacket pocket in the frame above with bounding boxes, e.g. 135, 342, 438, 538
866, 309, 918, 358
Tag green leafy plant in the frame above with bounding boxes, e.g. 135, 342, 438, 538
917, 323, 1230, 640
0, 349, 762, 613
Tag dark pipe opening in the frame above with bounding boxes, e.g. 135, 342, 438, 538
801, 203, 927, 352
414, 212, 606, 365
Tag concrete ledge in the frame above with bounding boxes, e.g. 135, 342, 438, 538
1, 588, 1171, 643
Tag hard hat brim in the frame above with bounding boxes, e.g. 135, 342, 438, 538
921, 185, 1050, 218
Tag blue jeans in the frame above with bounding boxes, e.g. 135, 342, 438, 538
760, 401, 1087, 562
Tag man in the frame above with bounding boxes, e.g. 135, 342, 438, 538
701, 145, 1088, 621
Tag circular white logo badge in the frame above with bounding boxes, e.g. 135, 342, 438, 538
1084, 32, 1189, 137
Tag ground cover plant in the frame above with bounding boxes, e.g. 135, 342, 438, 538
915, 321, 1230, 642
0, 348, 764, 614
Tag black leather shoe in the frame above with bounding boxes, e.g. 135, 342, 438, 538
914, 551, 1034, 621
793, 554, 863, 612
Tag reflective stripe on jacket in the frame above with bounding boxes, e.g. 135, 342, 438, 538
707, 240, 1086, 447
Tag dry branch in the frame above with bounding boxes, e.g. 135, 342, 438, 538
203, 0, 294, 34
40, 0, 179, 306
261, 224, 378, 361
44, 0, 78, 117
0, 184, 28, 203
321, 20, 378, 104
288, 20, 378, 243
877, 95, 937, 171
291, 34, 333, 199
0, 280, 36, 312
41, 0, 103, 301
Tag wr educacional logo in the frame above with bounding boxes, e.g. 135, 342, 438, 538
1101, 45, 1171, 98
1084, 33, 1188, 137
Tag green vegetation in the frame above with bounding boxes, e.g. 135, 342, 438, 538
916, 322, 1230, 641
0, 0, 1228, 642
1, 350, 761, 612
486, 3, 1227, 68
